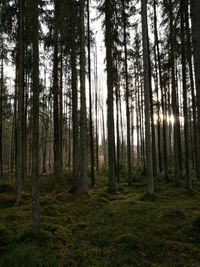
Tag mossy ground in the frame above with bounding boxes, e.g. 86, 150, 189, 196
0, 174, 200, 266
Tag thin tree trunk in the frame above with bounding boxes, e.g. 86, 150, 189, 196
169, 0, 182, 182
53, 1, 60, 177
105, 0, 116, 192
79, 0, 88, 193
191, 0, 200, 168
180, 0, 192, 190
115, 61, 120, 182
32, 0, 40, 231
141, 0, 154, 194
87, 0, 95, 186
95, 46, 99, 173
70, 0, 79, 193
0, 45, 3, 177
122, 0, 132, 185
185, 0, 200, 177
16, 0, 24, 205
153, 0, 169, 179
59, 45, 63, 172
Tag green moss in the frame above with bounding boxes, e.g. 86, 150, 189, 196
0, 225, 15, 249
161, 208, 187, 221
41, 204, 61, 217
113, 233, 139, 251
0, 243, 58, 267
19, 229, 53, 245
1, 176, 200, 266
87, 228, 114, 247
98, 197, 110, 203
43, 223, 72, 246
192, 216, 200, 228
40, 195, 58, 206
139, 193, 160, 202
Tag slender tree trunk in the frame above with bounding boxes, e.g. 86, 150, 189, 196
191, 0, 200, 166
79, 0, 88, 193
169, 0, 182, 182
153, 0, 169, 179
122, 0, 132, 185
105, 0, 116, 192
0, 45, 3, 177
185, 0, 200, 177
115, 61, 120, 182
95, 46, 99, 173
16, 0, 24, 205
101, 107, 107, 165
87, 0, 95, 186
59, 45, 63, 172
24, 61, 29, 177
53, 1, 60, 177
148, 47, 157, 177
153, 42, 162, 173
68, 103, 72, 171
32, 0, 40, 231
180, 0, 192, 190
119, 90, 124, 165
70, 0, 79, 193
141, 0, 154, 194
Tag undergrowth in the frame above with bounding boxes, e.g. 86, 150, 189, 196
0, 175, 200, 266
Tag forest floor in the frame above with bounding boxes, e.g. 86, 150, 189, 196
0, 174, 200, 267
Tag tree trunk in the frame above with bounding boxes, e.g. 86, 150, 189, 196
169, 0, 182, 182
185, 0, 200, 177
0, 44, 3, 177
70, 0, 79, 193
32, 0, 40, 231
59, 44, 63, 173
53, 1, 60, 177
87, 0, 95, 186
79, 0, 88, 193
141, 0, 154, 194
180, 0, 192, 190
16, 0, 24, 205
122, 0, 132, 185
105, 0, 116, 192
191, 0, 200, 165
95, 46, 99, 173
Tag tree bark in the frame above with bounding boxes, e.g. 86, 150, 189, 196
32, 0, 40, 231
70, 0, 79, 193
180, 0, 192, 190
87, 0, 95, 186
141, 0, 154, 194
53, 0, 60, 177
16, 0, 24, 205
79, 0, 88, 193
122, 0, 132, 185
105, 0, 116, 192
191, 0, 200, 165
